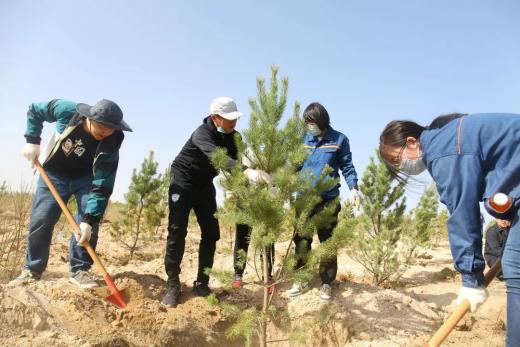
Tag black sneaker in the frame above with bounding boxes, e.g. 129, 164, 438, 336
161, 278, 181, 308
193, 281, 212, 297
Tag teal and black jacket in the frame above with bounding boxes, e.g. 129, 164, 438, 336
24, 99, 124, 225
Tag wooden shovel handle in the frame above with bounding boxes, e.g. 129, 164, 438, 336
35, 160, 110, 278
425, 259, 502, 347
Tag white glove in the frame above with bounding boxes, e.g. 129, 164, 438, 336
241, 147, 257, 168
454, 286, 488, 312
244, 168, 272, 185
76, 222, 92, 247
224, 190, 235, 200
21, 143, 40, 168
349, 188, 361, 208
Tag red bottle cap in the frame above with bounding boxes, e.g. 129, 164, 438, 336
489, 193, 512, 213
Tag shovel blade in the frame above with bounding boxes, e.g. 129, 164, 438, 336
103, 273, 127, 309
106, 292, 127, 309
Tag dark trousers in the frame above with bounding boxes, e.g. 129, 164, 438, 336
164, 178, 220, 285
234, 223, 274, 278
293, 199, 341, 285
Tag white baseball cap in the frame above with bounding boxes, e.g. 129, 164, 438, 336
210, 97, 243, 120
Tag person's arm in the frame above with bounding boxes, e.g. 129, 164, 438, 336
192, 127, 237, 170
25, 99, 76, 144
433, 154, 485, 287
338, 135, 358, 190
484, 225, 501, 267
83, 132, 124, 224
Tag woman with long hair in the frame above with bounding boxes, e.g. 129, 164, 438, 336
379, 112, 520, 346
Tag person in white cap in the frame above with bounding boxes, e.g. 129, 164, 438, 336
162, 97, 269, 307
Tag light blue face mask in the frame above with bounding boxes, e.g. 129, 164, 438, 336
399, 148, 426, 175
307, 123, 322, 137
217, 126, 228, 134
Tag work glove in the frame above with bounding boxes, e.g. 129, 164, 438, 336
454, 286, 488, 312
75, 222, 92, 247
224, 190, 235, 200
349, 188, 361, 208
21, 143, 40, 168
244, 168, 272, 185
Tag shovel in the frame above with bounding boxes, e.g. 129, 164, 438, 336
35, 160, 127, 308
424, 259, 502, 347
425, 192, 511, 347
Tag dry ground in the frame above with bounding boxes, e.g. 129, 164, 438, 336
0, 225, 507, 347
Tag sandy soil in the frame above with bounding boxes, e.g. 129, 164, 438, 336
0, 226, 507, 347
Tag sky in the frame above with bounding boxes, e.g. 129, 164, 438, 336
1, 0, 520, 213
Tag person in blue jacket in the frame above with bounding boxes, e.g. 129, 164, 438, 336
287, 102, 360, 301
379, 113, 520, 347
12, 99, 132, 289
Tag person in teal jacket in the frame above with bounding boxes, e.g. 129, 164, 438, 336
379, 113, 520, 347
12, 99, 132, 289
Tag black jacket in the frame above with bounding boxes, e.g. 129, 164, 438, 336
172, 116, 239, 185
484, 224, 509, 268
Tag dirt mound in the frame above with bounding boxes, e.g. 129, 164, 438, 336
0, 272, 229, 347
0, 232, 507, 346
0, 287, 50, 332
0, 284, 82, 347
278, 281, 442, 346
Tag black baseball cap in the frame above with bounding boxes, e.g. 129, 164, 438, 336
76, 99, 132, 132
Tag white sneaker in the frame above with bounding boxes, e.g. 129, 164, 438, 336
319, 284, 332, 301
287, 282, 309, 297
69, 270, 98, 289
9, 269, 41, 285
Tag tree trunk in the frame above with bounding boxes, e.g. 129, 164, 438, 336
259, 247, 269, 347
405, 245, 416, 265
130, 201, 144, 260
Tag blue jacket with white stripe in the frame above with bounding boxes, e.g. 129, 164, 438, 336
421, 113, 520, 287
301, 126, 358, 200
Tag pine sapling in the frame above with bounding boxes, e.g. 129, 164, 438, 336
211, 66, 338, 347
110, 151, 164, 259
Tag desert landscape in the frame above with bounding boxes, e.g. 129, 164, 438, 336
0, 220, 507, 347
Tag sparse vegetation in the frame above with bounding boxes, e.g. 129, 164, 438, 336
210, 66, 342, 347
0, 181, 33, 282
109, 151, 167, 259
341, 153, 407, 286
403, 184, 439, 263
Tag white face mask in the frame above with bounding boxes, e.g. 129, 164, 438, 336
307, 123, 322, 137
217, 126, 228, 134
214, 118, 232, 134
399, 148, 426, 175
